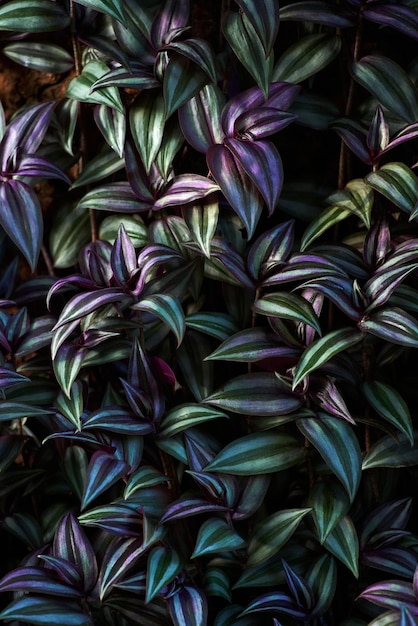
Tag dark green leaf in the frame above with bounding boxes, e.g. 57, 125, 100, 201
0, 0, 70, 32
363, 380, 413, 444
273, 34, 341, 84
323, 516, 359, 577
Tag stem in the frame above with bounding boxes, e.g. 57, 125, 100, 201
89, 208, 98, 243
41, 244, 55, 277
70, 0, 82, 76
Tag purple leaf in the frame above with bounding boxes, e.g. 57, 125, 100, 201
159, 492, 229, 523
81, 451, 130, 511
235, 107, 297, 139
221, 82, 300, 137
359, 307, 418, 347
205, 327, 298, 363
38, 556, 81, 588
53, 512, 98, 593
382, 122, 418, 154
111, 224, 137, 286
283, 560, 314, 611
0, 365, 29, 388
309, 377, 355, 423
154, 174, 219, 210
331, 118, 371, 164
168, 585, 208, 626
359, 580, 418, 614
298, 275, 363, 321
150, 0, 189, 49
247, 220, 294, 280
279, 1, 354, 27
82, 406, 153, 435
239, 592, 307, 619
99, 537, 145, 601
207, 143, 263, 238
365, 264, 418, 312
188, 470, 238, 507
363, 2, 418, 41
52, 288, 131, 329
0, 101, 54, 171
14, 154, 71, 183
263, 254, 346, 287
0, 179, 42, 270
0, 567, 82, 599
225, 138, 283, 215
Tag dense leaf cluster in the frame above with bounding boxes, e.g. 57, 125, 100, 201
0, 0, 418, 624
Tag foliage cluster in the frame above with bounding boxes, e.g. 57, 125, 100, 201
0, 0, 418, 624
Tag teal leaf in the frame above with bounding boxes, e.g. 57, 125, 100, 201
363, 380, 413, 444
254, 292, 321, 334
205, 373, 303, 416
129, 91, 166, 174
146, 546, 184, 603
185, 312, 238, 341
323, 516, 359, 577
309, 480, 350, 543
247, 508, 311, 566
192, 517, 246, 558
53, 343, 86, 397
223, 11, 273, 98
362, 432, 418, 469
351, 55, 418, 123
306, 554, 337, 617
205, 431, 306, 475
292, 328, 363, 389
73, 0, 126, 25
298, 415, 362, 502
3, 42, 73, 73
99, 537, 145, 600
66, 61, 124, 113
132, 294, 185, 347
50, 203, 90, 269
235, 0, 280, 56
0, 597, 91, 625
0, 0, 70, 32
163, 54, 208, 118
166, 38, 218, 83
176, 331, 214, 402
203, 567, 231, 602
366, 163, 418, 216
179, 83, 225, 153
124, 466, 169, 499
273, 34, 341, 84
159, 404, 228, 438
81, 452, 129, 510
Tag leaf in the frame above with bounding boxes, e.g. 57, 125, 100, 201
207, 144, 263, 238
203, 567, 231, 602
273, 34, 341, 84
254, 292, 321, 334
50, 203, 90, 268
159, 493, 229, 523
77, 181, 151, 213
94, 105, 126, 158
183, 199, 219, 258
53, 288, 131, 331
205, 372, 303, 416
166, 38, 217, 83
53, 343, 87, 397
363, 381, 413, 444
82, 406, 152, 435
153, 174, 219, 210
279, 1, 353, 27
239, 592, 307, 620
159, 404, 228, 437
168, 585, 208, 626
0, 179, 42, 271
163, 54, 208, 118
156, 116, 185, 180
306, 554, 337, 617
192, 517, 246, 558
359, 307, 418, 347
309, 480, 350, 543
0, 435, 24, 473
176, 331, 214, 402
206, 327, 298, 363
178, 83, 225, 153
185, 312, 238, 340
73, 0, 126, 24
225, 138, 283, 215
323, 516, 359, 577
0, 567, 82, 598
71, 150, 124, 189
146, 546, 184, 603
53, 513, 98, 592
150, 0, 189, 49
223, 11, 273, 98
366, 162, 418, 216
247, 508, 311, 566
205, 431, 306, 475
130, 91, 166, 174
362, 432, 418, 469
298, 416, 362, 502
0, 596, 91, 625
359, 580, 418, 614
234, 0, 279, 56
0, 0, 70, 32
132, 294, 185, 346
3, 42, 73, 73
363, 2, 418, 41
124, 466, 169, 499
66, 61, 124, 113
292, 328, 363, 389
301, 205, 352, 250
99, 537, 145, 600
99, 215, 148, 248
351, 55, 418, 123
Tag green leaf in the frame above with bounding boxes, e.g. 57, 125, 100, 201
185, 312, 238, 340
146, 546, 183, 603
50, 202, 90, 268
235, 0, 280, 56
366, 163, 418, 216
184, 199, 219, 258
166, 39, 218, 83
247, 508, 311, 566
163, 54, 208, 118
326, 179, 374, 228
362, 432, 418, 469
363, 380, 413, 444
351, 55, 418, 123
130, 91, 166, 174
292, 328, 363, 389
73, 0, 126, 25
205, 373, 303, 416
3, 42, 73, 73
94, 105, 126, 157
192, 517, 246, 558
156, 116, 185, 180
205, 431, 306, 475
132, 294, 185, 347
53, 344, 86, 398
66, 61, 124, 113
309, 480, 350, 543
205, 327, 293, 363
273, 34, 341, 84
124, 466, 169, 499
203, 567, 231, 602
253, 292, 321, 334
159, 404, 228, 438
0, 0, 70, 32
176, 331, 214, 402
223, 11, 273, 98
323, 516, 359, 577
301, 205, 352, 250
99, 215, 148, 248
306, 554, 337, 617
298, 416, 362, 502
